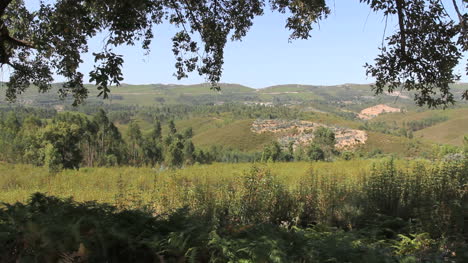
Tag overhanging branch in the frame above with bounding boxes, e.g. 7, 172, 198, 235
452, 0, 467, 48
182, 0, 203, 33
5, 60, 18, 70
0, 0, 13, 16
395, 0, 407, 56
1, 24, 35, 49
7, 35, 34, 48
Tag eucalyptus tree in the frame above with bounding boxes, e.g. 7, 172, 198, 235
183, 139, 195, 165
93, 109, 126, 166
143, 121, 164, 166
150, 120, 162, 142
313, 126, 336, 160
0, 0, 466, 107
168, 120, 177, 135
41, 121, 83, 170
127, 120, 144, 165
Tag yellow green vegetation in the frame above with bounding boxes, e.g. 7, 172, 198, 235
0, 162, 315, 205
360, 132, 432, 156
371, 108, 468, 146
0, 159, 463, 223
415, 115, 468, 146
0, 158, 466, 262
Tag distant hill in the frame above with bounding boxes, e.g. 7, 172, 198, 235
2, 82, 466, 107
1, 82, 467, 151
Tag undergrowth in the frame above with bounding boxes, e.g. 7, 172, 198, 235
0, 158, 466, 262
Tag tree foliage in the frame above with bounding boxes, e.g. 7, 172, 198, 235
0, 109, 210, 170
362, 0, 467, 107
0, 0, 466, 107
312, 126, 336, 160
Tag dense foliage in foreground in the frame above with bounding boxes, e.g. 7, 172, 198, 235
0, 158, 467, 262
0, 193, 463, 263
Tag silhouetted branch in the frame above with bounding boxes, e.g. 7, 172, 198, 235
0, 0, 13, 16
395, 0, 407, 56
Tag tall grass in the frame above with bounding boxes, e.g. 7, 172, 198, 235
0, 161, 365, 207
1, 158, 465, 238
0, 158, 466, 261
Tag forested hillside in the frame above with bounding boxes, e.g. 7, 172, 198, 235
2, 82, 466, 165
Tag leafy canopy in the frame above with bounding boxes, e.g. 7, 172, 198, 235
0, 0, 466, 107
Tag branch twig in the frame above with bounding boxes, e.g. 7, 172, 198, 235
395, 0, 407, 56
452, 0, 467, 47
7, 35, 34, 48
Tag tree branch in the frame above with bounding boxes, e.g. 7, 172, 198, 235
5, 60, 18, 70
181, 0, 203, 33
395, 0, 406, 56
0, 0, 13, 16
451, 0, 465, 24
1, 24, 34, 48
452, 0, 467, 47
7, 34, 34, 48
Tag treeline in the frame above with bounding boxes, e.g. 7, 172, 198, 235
67, 102, 304, 124
0, 109, 212, 172
405, 115, 448, 131
360, 121, 415, 138
0, 106, 57, 119
360, 115, 449, 138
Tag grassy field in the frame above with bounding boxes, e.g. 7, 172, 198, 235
1, 158, 465, 233
371, 108, 468, 146
1, 158, 466, 262
415, 114, 468, 146
0, 162, 316, 205
192, 120, 274, 151
359, 132, 433, 156
0, 158, 458, 211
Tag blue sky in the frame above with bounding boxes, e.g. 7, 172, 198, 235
87, 1, 394, 88
17, 1, 468, 88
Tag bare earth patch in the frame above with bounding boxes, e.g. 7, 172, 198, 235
251, 120, 367, 150
384, 91, 410, 99
358, 104, 401, 120
54, 105, 65, 112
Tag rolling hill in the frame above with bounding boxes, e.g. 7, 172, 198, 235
1, 82, 467, 154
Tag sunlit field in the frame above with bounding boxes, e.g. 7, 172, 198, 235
1, 158, 466, 262
0, 161, 363, 206
1, 159, 465, 232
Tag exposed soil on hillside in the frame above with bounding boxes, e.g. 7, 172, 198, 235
385, 91, 410, 99
358, 104, 400, 119
251, 120, 367, 149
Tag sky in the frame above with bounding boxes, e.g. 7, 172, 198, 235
11, 1, 468, 89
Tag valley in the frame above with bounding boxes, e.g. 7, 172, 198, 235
0, 82, 466, 262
